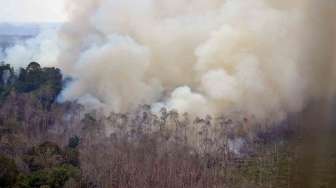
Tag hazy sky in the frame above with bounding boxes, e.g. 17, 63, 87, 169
0, 0, 67, 23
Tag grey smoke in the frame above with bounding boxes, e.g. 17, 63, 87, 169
4, 0, 336, 123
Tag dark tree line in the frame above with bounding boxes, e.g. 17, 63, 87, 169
0, 62, 62, 108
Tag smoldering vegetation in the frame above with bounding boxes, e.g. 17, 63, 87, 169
1, 0, 336, 187
0, 62, 336, 188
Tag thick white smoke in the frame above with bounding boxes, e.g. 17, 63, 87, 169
5, 0, 336, 123
58, 0, 336, 121
3, 28, 60, 70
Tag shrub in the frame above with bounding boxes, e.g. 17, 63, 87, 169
68, 136, 80, 149
0, 155, 19, 188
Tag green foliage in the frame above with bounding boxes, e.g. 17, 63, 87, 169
26, 62, 41, 73
15, 63, 43, 93
14, 62, 62, 107
16, 164, 80, 188
0, 64, 15, 101
0, 155, 19, 188
64, 148, 80, 167
48, 164, 80, 188
17, 142, 81, 188
68, 136, 80, 149
65, 138, 81, 167
0, 62, 63, 109
17, 170, 49, 188
24, 142, 65, 171
37, 67, 63, 108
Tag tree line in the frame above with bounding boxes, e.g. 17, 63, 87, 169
0, 62, 335, 188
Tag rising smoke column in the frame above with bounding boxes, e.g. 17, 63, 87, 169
55, 0, 335, 122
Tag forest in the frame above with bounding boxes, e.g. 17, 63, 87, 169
0, 62, 335, 188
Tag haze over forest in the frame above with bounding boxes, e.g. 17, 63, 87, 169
0, 0, 335, 188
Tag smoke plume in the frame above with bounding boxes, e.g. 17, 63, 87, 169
3, 28, 60, 70
6, 0, 336, 122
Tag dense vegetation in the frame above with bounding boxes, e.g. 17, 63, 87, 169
0, 62, 335, 188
